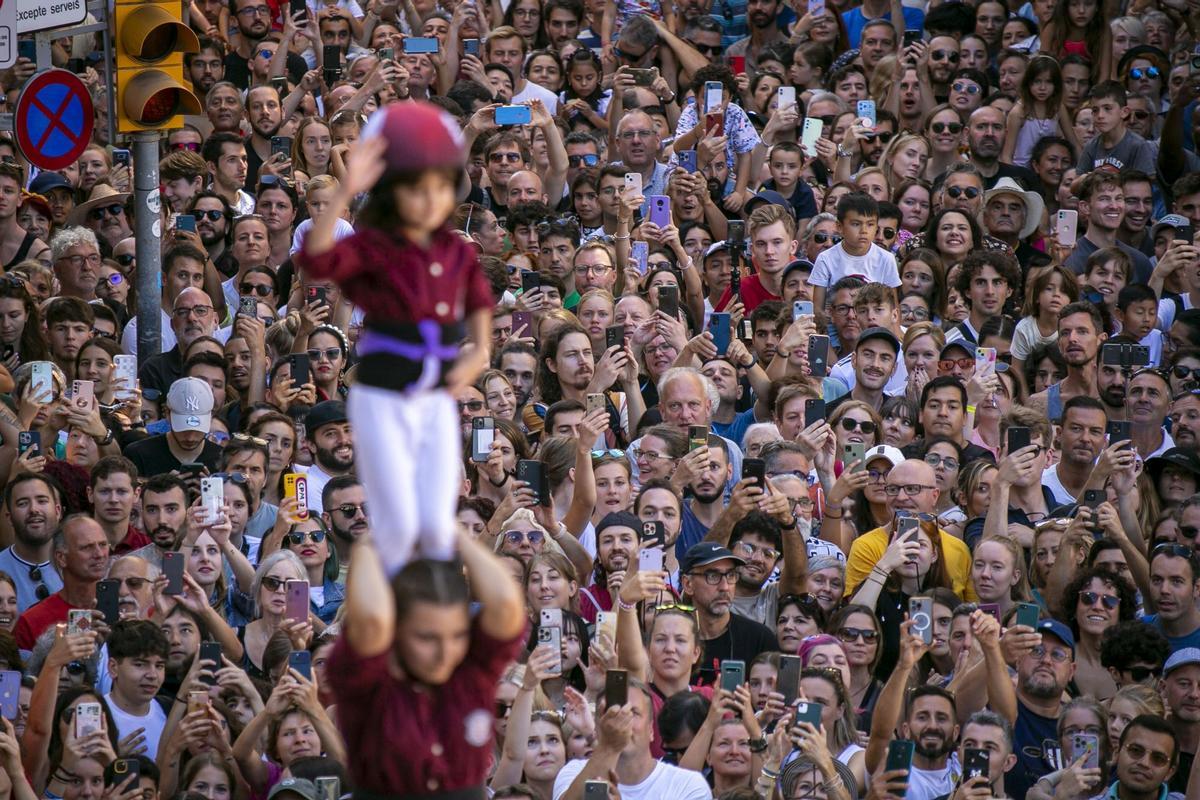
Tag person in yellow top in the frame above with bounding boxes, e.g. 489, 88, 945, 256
844, 459, 978, 602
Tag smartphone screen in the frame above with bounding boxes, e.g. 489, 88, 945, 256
163, 552, 184, 595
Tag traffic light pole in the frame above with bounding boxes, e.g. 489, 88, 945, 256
133, 131, 163, 366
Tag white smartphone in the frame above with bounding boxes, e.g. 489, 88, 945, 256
801, 118, 823, 156
30, 361, 53, 400
540, 608, 563, 629
75, 702, 102, 738
808, 0, 825, 15
638, 547, 664, 572
777, 86, 796, 111
113, 355, 137, 401
200, 477, 224, 524
1056, 210, 1079, 247
624, 172, 642, 196
704, 80, 724, 114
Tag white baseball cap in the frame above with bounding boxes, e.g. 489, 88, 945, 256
167, 377, 214, 433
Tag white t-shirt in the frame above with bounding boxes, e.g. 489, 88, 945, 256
1011, 315, 1056, 361
906, 753, 959, 800
1041, 463, 1075, 508
829, 349, 909, 396
553, 759, 711, 800
1157, 293, 1195, 331
104, 692, 168, 760
808, 242, 900, 290
513, 80, 559, 114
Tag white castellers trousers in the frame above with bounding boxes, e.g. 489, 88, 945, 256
348, 382, 460, 575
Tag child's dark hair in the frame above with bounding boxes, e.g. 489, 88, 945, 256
835, 192, 878, 222
1088, 80, 1127, 107
1020, 55, 1064, 116
357, 167, 464, 230
390, 558, 470, 617
1117, 282, 1157, 310
563, 48, 604, 105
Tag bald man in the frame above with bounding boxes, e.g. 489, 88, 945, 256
506, 169, 548, 208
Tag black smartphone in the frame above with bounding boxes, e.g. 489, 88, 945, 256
96, 580, 120, 625
176, 214, 196, 233
1106, 420, 1131, 447
804, 398, 825, 428
1179, 224, 1195, 245
604, 669, 628, 709
964, 748, 989, 781
583, 782, 608, 800
113, 149, 131, 168
111, 758, 140, 786
778, 654, 802, 706
323, 45, 342, 83
793, 700, 823, 727
199, 641, 223, 685
658, 285, 679, 319
521, 269, 541, 296
808, 335, 830, 378
902, 29, 922, 47
271, 76, 289, 97
163, 552, 184, 595
305, 286, 328, 307
517, 460, 549, 505
290, 0, 307, 21
289, 353, 310, 387
1006, 426, 1030, 454
1083, 488, 1105, 511
886, 739, 915, 774
18, 40, 35, 63
17, 431, 40, 456
641, 520, 665, 548
742, 457, 766, 490
67, 57, 85, 73
464, 39, 481, 57
288, 650, 312, 680
271, 136, 292, 159
605, 324, 624, 350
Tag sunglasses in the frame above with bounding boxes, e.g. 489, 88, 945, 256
812, 232, 843, 244
1079, 590, 1119, 609
115, 254, 136, 267
286, 530, 327, 546
89, 204, 124, 221
196, 209, 226, 222
1125, 665, 1160, 681
946, 186, 981, 199
931, 121, 963, 134
836, 626, 879, 643
567, 154, 599, 167
879, 227, 897, 239
333, 502, 367, 517
459, 399, 484, 412
489, 152, 523, 163
1131, 109, 1152, 120
306, 347, 342, 363
1129, 66, 1159, 80
862, 131, 894, 143
27, 564, 49, 601
690, 42, 721, 56
503, 530, 544, 544
952, 82, 981, 94
260, 575, 288, 592
839, 418, 876, 434
1170, 366, 1200, 380
240, 283, 273, 297
931, 49, 960, 62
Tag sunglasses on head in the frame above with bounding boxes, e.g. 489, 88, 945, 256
931, 121, 963, 134
946, 185, 980, 199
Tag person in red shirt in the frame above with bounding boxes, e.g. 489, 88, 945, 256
330, 528, 525, 798
715, 204, 801, 314
297, 102, 494, 575
15, 515, 111, 649
87, 456, 150, 555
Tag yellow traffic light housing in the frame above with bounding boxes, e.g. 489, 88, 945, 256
116, 0, 201, 133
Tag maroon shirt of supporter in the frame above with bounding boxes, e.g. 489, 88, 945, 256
328, 615, 524, 794
297, 225, 493, 325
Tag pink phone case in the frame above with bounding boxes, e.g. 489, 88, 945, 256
285, 580, 309, 622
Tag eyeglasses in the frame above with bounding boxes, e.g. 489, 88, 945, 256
1079, 590, 1119, 609
240, 283, 273, 297
88, 204, 125, 221
488, 152, 523, 163
567, 154, 600, 167
733, 541, 780, 561
1124, 665, 1161, 681
839, 418, 876, 434
931, 121, 963, 134
836, 626, 879, 643
260, 575, 288, 593
939, 357, 974, 371
1129, 66, 1160, 80
106, 273, 124, 286
930, 50, 960, 62
1130, 109, 1152, 120
286, 530, 327, 546
812, 232, 843, 245
1123, 742, 1173, 768
952, 82, 981, 95
591, 449, 625, 458
59, 253, 102, 267
867, 468, 889, 483
307, 347, 342, 363
27, 564, 49, 601
237, 4, 271, 15
333, 502, 368, 517
1029, 644, 1071, 663
172, 305, 213, 318
946, 186, 980, 199
884, 483, 936, 497
618, 130, 656, 141
115, 254, 136, 267
862, 131, 894, 143
458, 399, 485, 412
574, 264, 613, 276
631, 446, 673, 463
503, 530, 544, 545
690, 569, 738, 586
1171, 365, 1200, 380
195, 209, 226, 222
924, 453, 959, 470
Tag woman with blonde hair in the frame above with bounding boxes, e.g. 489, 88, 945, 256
1106, 684, 1164, 751
291, 117, 334, 185
902, 322, 945, 404
970, 535, 1032, 619
879, 133, 932, 191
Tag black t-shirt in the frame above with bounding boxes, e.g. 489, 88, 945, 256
223, 49, 310, 90
983, 162, 1044, 196
124, 434, 223, 477
698, 612, 780, 685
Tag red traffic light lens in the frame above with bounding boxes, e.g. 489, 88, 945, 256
142, 88, 181, 124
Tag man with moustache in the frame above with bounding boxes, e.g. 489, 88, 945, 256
1155, 650, 1200, 793
137, 288, 223, 397
499, 341, 539, 411
322, 476, 370, 581
107, 557, 158, 621
826, 327, 899, 416
1118, 171, 1156, 256
1097, 334, 1138, 420
1030, 302, 1108, 422
189, 193, 233, 276
966, 105, 1042, 192
578, 512, 641, 623
15, 516, 111, 649
0, 474, 66, 613
129, 475, 189, 571
301, 401, 354, 513
1170, 389, 1200, 449
1043, 397, 1109, 507
677, 436, 734, 559
681, 542, 778, 685
243, 86, 284, 188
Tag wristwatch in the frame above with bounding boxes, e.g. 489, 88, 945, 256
93, 427, 115, 446
740, 353, 756, 369
836, 145, 854, 159
748, 736, 769, 753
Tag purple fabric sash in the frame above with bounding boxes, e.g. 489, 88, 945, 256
357, 320, 458, 362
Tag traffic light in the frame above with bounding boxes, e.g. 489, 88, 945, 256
115, 0, 201, 133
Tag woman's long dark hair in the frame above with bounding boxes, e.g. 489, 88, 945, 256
0, 276, 49, 363
48, 688, 121, 770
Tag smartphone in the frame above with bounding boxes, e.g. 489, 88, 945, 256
271, 75, 289, 96
469, 417, 496, 464
579, 394, 603, 418
605, 669, 628, 709
974, 347, 997, 377
377, 46, 395, 62
856, 99, 876, 128
624, 171, 643, 197
978, 602, 1001, 621
909, 596, 933, 644
595, 611, 617, 644
75, 702, 102, 738
808, 0, 825, 15
778, 655, 802, 706
238, 296, 259, 320
728, 54, 746, 75
96, 580, 120, 625
288, 649, 312, 680
704, 80, 724, 114
315, 777, 340, 800
895, 514, 920, 543
742, 457, 766, 490
199, 641, 222, 684
112, 757, 140, 785
17, 431, 40, 456
1083, 488, 1105, 512
842, 442, 865, 471
271, 136, 292, 159
290, 0, 307, 20
111, 355, 136, 402
903, 29, 922, 46
494, 104, 531, 126
1006, 425, 1030, 454
709, 312, 731, 356
657, 285, 679, 319
808, 335, 830, 377
605, 324, 625, 351
1056, 210, 1079, 247
537, 626, 562, 675
688, 424, 708, 451
885, 739, 915, 774
727, 220, 746, 246
777, 86, 796, 111
283, 473, 309, 520
1071, 733, 1100, 769
705, 111, 725, 134
402, 37, 440, 54
71, 379, 95, 410
793, 700, 823, 727
1015, 601, 1040, 629
112, 149, 131, 169
285, 579, 309, 622
521, 269, 541, 296
1107, 420, 1131, 447
17, 40, 36, 62
163, 551, 184, 595
641, 520, 665, 548
797, 399, 823, 430
200, 476, 224, 524
638, 547, 664, 572
1178, 225, 1195, 245
583, 782, 608, 800
30, 361, 53, 400
323, 45, 342, 83
512, 310, 534, 340
801, 118, 823, 156
629, 240, 649, 275
964, 748, 990, 780
540, 608, 563, 629
187, 690, 209, 717
517, 460, 549, 505
720, 659, 745, 691
464, 39, 481, 57
648, 195, 671, 228
678, 150, 698, 173
305, 286, 328, 308
628, 67, 656, 86
793, 300, 814, 321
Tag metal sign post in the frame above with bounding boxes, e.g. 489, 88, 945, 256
134, 130, 163, 363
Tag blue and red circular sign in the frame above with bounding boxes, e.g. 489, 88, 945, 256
14, 69, 94, 171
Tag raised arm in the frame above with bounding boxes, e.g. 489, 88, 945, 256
459, 528, 527, 641
865, 618, 929, 775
